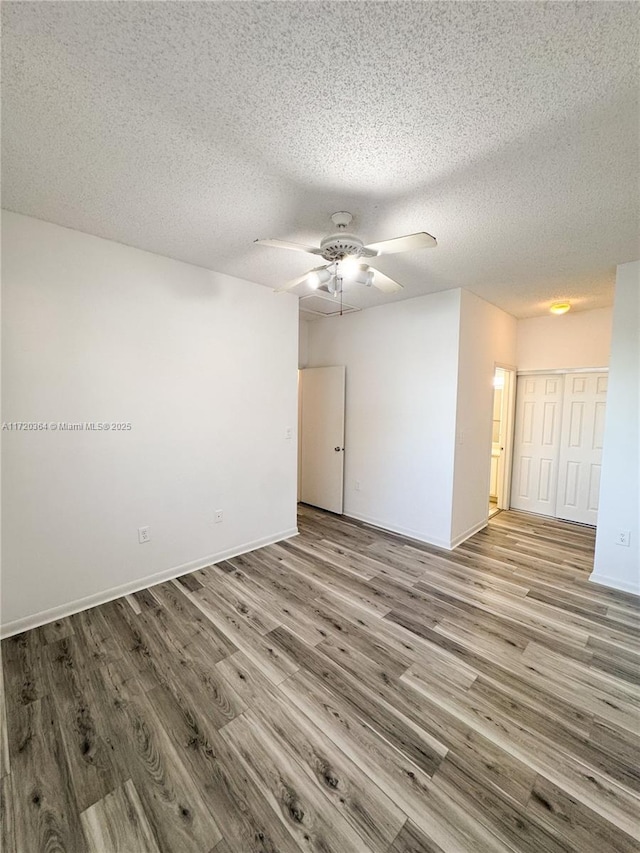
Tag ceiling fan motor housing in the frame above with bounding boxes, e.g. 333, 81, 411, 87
319, 232, 364, 261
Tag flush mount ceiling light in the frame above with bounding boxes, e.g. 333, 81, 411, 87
550, 301, 571, 315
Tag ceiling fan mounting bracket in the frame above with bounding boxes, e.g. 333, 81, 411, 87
330, 211, 353, 229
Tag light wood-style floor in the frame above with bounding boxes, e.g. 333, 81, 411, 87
2, 507, 639, 852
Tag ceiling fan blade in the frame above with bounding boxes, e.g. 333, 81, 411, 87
274, 266, 328, 293
275, 272, 314, 294
364, 231, 437, 255
368, 266, 404, 293
255, 238, 323, 256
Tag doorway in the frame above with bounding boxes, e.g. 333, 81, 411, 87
488, 366, 516, 517
298, 366, 346, 514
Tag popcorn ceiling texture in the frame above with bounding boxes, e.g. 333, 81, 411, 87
2, 1, 639, 317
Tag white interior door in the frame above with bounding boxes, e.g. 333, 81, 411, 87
510, 374, 564, 516
299, 366, 345, 513
555, 373, 607, 525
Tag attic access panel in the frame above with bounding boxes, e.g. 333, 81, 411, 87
299, 293, 360, 318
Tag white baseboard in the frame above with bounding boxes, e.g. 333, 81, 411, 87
589, 572, 640, 596
344, 512, 487, 551
0, 527, 299, 639
344, 511, 453, 550
450, 518, 488, 549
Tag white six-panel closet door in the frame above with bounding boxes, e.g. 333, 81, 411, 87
510, 375, 565, 516
555, 373, 608, 525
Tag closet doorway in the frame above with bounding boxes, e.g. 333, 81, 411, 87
510, 370, 608, 525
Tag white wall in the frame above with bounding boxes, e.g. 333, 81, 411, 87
306, 290, 461, 547
592, 262, 640, 594
517, 307, 612, 371
298, 316, 310, 368
451, 291, 517, 544
1, 212, 299, 634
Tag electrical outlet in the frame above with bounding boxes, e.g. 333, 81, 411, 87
355, 480, 361, 491
215, 510, 224, 524
138, 526, 150, 544
616, 530, 631, 547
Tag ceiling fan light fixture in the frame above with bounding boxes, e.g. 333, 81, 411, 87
308, 268, 331, 288
338, 256, 361, 279
550, 301, 571, 315
259, 211, 435, 296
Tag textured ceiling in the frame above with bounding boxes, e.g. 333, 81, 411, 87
2, 1, 639, 318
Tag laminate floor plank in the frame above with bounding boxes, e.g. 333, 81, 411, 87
220, 711, 374, 853
80, 778, 162, 853
114, 598, 248, 731
272, 541, 393, 615
0, 652, 9, 779
470, 676, 639, 793
431, 757, 573, 853
44, 636, 128, 812
402, 663, 640, 841
317, 620, 414, 681
459, 539, 588, 583
68, 606, 123, 671
312, 591, 477, 686
416, 576, 601, 653
278, 667, 447, 843
268, 625, 447, 777
198, 575, 283, 636
220, 551, 322, 603
589, 716, 640, 790
282, 536, 383, 581
206, 562, 327, 646
1, 773, 15, 853
147, 679, 302, 853
519, 641, 640, 732
526, 774, 639, 853
385, 612, 606, 736
3, 507, 638, 852
404, 549, 531, 598
124, 593, 142, 614
7, 696, 88, 852
188, 587, 300, 685
1, 629, 47, 708
217, 652, 406, 852
156, 580, 240, 660
387, 820, 445, 852
369, 665, 539, 807
41, 617, 75, 645
95, 662, 224, 853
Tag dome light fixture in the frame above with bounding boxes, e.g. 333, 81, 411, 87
550, 301, 571, 315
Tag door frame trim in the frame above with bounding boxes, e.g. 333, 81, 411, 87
494, 363, 517, 511
517, 367, 608, 376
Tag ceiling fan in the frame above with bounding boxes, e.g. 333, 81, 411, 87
254, 212, 437, 296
